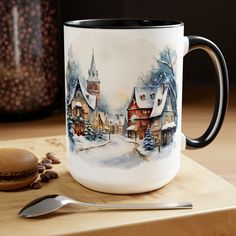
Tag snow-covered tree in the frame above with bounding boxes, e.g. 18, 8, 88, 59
84, 120, 95, 141
96, 130, 107, 142
66, 45, 86, 105
143, 127, 155, 151
67, 111, 75, 150
137, 47, 177, 97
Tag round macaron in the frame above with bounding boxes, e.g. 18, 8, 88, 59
0, 148, 38, 190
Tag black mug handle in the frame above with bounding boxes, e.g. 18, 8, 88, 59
184, 36, 229, 149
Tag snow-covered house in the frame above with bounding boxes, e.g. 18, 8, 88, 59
127, 85, 160, 139
149, 84, 176, 146
99, 112, 110, 133
127, 83, 176, 145
70, 75, 97, 136
110, 114, 128, 135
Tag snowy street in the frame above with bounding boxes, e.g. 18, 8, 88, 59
80, 135, 146, 169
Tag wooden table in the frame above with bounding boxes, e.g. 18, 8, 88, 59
1, 135, 236, 235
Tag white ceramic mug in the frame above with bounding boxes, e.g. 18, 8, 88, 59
64, 19, 229, 194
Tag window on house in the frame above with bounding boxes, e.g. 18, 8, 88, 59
140, 94, 146, 100
150, 93, 155, 99
86, 94, 89, 99
143, 110, 147, 114
158, 99, 162, 106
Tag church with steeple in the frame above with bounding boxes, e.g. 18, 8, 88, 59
87, 50, 101, 110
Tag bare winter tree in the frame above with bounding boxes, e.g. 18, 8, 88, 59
154, 47, 177, 77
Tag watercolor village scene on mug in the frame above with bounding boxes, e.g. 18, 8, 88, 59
66, 43, 178, 169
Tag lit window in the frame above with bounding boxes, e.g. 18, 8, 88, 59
140, 94, 146, 100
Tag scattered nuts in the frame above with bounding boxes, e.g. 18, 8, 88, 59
31, 152, 61, 190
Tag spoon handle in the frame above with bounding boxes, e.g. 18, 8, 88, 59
75, 201, 193, 210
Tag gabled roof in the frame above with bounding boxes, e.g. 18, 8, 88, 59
149, 87, 168, 118
134, 86, 158, 109
70, 74, 97, 110
162, 121, 176, 130
79, 81, 96, 110
99, 112, 108, 123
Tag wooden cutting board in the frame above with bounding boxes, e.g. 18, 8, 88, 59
0, 135, 236, 236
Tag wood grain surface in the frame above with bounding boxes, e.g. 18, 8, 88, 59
0, 136, 236, 235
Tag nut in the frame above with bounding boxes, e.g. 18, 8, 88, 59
46, 152, 61, 164
37, 164, 46, 173
42, 163, 52, 169
40, 173, 50, 183
31, 181, 41, 189
42, 158, 52, 164
45, 170, 58, 179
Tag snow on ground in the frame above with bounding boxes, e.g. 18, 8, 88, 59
68, 143, 180, 193
74, 135, 110, 151
74, 134, 176, 169
78, 135, 144, 169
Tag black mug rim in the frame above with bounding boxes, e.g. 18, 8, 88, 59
64, 18, 184, 29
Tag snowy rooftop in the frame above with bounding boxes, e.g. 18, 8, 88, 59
149, 87, 168, 118
130, 114, 139, 121
162, 121, 176, 130
127, 125, 137, 131
80, 78, 97, 110
99, 112, 108, 123
134, 86, 162, 109
75, 101, 82, 107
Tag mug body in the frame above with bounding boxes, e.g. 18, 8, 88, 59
64, 19, 184, 194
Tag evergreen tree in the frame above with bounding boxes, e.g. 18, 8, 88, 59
67, 111, 75, 150
84, 120, 95, 141
143, 127, 155, 151
66, 46, 87, 105
96, 130, 107, 142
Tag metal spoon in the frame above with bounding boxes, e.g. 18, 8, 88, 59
19, 194, 193, 218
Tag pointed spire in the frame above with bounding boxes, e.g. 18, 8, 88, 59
88, 49, 99, 82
